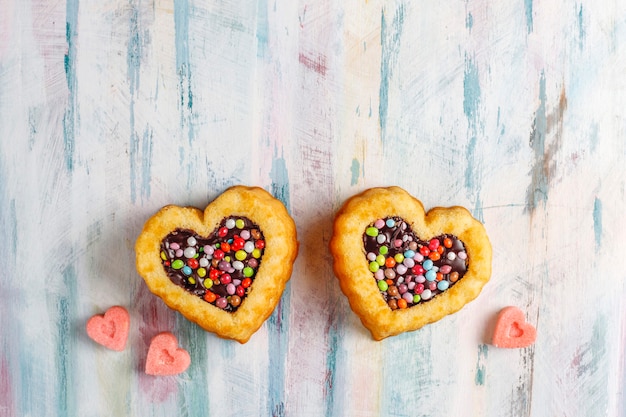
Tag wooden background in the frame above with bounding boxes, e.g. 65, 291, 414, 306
1, 0, 625, 416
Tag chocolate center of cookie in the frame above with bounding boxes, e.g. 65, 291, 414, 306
160, 217, 265, 312
363, 217, 468, 309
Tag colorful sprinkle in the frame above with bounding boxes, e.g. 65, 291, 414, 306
204, 291, 217, 303
160, 217, 265, 312
215, 297, 228, 309
229, 295, 242, 307
363, 217, 468, 309
423, 259, 434, 271
366, 227, 379, 237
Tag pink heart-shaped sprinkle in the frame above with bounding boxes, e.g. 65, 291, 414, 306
86, 306, 130, 351
492, 306, 537, 348
145, 332, 191, 376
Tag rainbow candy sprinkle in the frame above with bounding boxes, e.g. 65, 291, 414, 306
363, 217, 468, 309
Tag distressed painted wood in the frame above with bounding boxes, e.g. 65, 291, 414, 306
1, 0, 625, 416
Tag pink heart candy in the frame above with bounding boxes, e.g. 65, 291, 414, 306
492, 306, 537, 348
86, 306, 130, 351
145, 332, 191, 376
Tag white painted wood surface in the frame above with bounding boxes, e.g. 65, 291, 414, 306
1, 0, 625, 416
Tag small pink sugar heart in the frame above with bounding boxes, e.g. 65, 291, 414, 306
492, 306, 537, 348
86, 306, 130, 351
145, 332, 191, 376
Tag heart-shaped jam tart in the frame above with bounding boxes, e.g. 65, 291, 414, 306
136, 186, 298, 343
330, 187, 491, 340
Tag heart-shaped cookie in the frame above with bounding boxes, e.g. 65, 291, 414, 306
492, 306, 537, 348
330, 187, 492, 340
86, 306, 130, 351
135, 186, 298, 343
145, 332, 191, 376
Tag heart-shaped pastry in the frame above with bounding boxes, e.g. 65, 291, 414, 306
330, 187, 492, 340
492, 306, 537, 348
135, 186, 298, 343
145, 332, 191, 375
86, 306, 130, 351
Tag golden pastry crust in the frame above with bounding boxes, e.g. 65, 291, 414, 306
330, 187, 491, 340
135, 186, 298, 343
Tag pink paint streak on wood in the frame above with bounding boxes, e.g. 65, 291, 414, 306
30, 0, 68, 95
0, 0, 14, 59
0, 356, 14, 416
298, 52, 327, 76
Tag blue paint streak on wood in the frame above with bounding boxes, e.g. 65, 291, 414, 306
323, 300, 346, 417
17, 336, 36, 416
475, 344, 488, 385
593, 197, 602, 247
0, 156, 17, 258
577, 5, 586, 50
128, 3, 152, 203
324, 323, 339, 417
141, 128, 153, 199
379, 5, 404, 140
174, 0, 195, 144
463, 56, 481, 127
383, 329, 434, 415
527, 72, 549, 212
267, 155, 291, 417
49, 266, 78, 417
576, 315, 609, 414
129, 103, 138, 204
63, 0, 79, 172
270, 155, 291, 209
0, 161, 17, 414
524, 0, 534, 34
350, 158, 360, 186
176, 316, 209, 415
463, 55, 484, 221
128, 3, 141, 96
466, 12, 474, 32
128, 126, 153, 203
256, 0, 269, 58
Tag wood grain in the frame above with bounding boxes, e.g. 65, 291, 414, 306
1, 0, 625, 416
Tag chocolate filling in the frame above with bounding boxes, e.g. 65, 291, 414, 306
160, 217, 264, 312
363, 217, 468, 309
